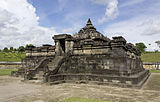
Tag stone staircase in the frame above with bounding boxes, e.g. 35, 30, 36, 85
47, 56, 65, 74
25, 58, 51, 80
33, 70, 44, 80
25, 56, 66, 82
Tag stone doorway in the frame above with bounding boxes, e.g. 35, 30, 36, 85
59, 39, 65, 54
53, 34, 73, 56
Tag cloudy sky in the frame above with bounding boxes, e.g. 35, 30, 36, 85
0, 0, 160, 51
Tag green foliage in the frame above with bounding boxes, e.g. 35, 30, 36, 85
0, 52, 26, 62
155, 50, 159, 53
18, 46, 25, 53
25, 44, 34, 48
135, 43, 147, 53
150, 70, 160, 73
155, 41, 160, 45
13, 48, 17, 52
3, 47, 9, 52
9, 47, 14, 52
141, 52, 160, 62
0, 69, 18, 76
60, 97, 108, 102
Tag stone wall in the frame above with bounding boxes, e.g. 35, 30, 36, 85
73, 47, 110, 55
25, 44, 55, 57
0, 62, 22, 69
26, 52, 55, 56
58, 54, 144, 76
48, 54, 149, 87
0, 65, 21, 69
23, 56, 48, 70
143, 62, 160, 70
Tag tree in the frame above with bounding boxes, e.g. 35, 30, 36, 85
25, 44, 34, 48
3, 47, 9, 52
9, 47, 14, 52
18, 46, 25, 53
135, 43, 147, 53
13, 48, 17, 52
155, 41, 160, 49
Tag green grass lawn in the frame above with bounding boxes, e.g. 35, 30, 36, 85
150, 70, 160, 73
0, 69, 18, 76
0, 52, 25, 62
0, 52, 160, 62
141, 52, 160, 62
60, 97, 108, 102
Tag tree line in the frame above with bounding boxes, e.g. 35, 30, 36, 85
136, 41, 160, 53
0, 44, 34, 53
0, 41, 159, 53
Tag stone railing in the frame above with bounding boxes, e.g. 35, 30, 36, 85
24, 58, 51, 80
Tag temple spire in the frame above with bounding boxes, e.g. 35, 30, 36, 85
86, 18, 92, 26
82, 18, 96, 31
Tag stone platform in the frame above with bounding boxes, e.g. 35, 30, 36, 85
13, 19, 150, 88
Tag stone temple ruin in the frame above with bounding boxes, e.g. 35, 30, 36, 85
14, 19, 150, 87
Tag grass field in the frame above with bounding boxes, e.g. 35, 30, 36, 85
0, 52, 25, 62
141, 52, 160, 62
150, 70, 160, 73
0, 52, 160, 62
0, 69, 18, 76
60, 97, 107, 102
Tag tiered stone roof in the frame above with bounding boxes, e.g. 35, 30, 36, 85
73, 19, 110, 42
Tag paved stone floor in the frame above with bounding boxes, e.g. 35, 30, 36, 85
0, 73, 160, 102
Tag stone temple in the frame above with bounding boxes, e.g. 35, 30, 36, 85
14, 19, 150, 87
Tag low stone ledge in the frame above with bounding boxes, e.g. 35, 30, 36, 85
0, 62, 23, 65
48, 70, 150, 88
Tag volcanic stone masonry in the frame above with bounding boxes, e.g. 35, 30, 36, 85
12, 19, 150, 88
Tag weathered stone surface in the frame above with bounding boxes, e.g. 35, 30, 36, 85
14, 19, 150, 88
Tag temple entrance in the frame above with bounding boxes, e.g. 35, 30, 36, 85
59, 39, 65, 54
55, 38, 66, 56
54, 34, 72, 56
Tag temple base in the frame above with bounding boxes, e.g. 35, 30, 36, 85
48, 70, 150, 88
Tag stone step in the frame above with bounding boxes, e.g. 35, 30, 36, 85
27, 79, 44, 84
47, 56, 65, 71
48, 65, 56, 67
48, 65, 55, 68
38, 71, 44, 74
34, 74, 43, 77
48, 64, 55, 66
33, 70, 44, 80
48, 67, 56, 70
33, 75, 44, 80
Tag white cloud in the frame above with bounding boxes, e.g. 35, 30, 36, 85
0, 0, 56, 49
141, 18, 160, 35
91, 0, 119, 24
103, 15, 160, 51
61, 26, 80, 34
120, 0, 145, 8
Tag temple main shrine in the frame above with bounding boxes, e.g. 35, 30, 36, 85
13, 19, 150, 88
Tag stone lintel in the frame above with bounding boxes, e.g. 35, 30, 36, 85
53, 34, 72, 40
